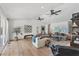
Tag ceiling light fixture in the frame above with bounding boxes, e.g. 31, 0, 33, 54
41, 6, 45, 9
73, 22, 78, 27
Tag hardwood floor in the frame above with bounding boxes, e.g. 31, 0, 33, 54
1, 39, 50, 56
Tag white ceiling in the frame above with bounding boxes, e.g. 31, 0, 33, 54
0, 3, 64, 20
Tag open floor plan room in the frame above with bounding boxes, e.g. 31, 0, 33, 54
0, 3, 79, 56
1, 39, 49, 56
1, 39, 70, 56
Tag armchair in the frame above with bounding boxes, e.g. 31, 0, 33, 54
32, 35, 46, 48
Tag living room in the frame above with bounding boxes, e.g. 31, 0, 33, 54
0, 3, 79, 56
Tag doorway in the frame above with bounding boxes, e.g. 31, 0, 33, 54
41, 26, 45, 34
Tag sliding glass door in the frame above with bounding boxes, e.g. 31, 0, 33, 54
0, 16, 3, 47
0, 15, 9, 51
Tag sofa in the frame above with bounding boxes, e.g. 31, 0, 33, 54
50, 45, 79, 56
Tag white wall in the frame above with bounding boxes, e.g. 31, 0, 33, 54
9, 19, 47, 39
0, 9, 4, 16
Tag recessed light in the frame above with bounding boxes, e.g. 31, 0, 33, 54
41, 6, 44, 9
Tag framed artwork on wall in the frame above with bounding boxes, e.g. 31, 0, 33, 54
24, 25, 32, 33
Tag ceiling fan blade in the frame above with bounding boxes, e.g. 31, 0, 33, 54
55, 10, 61, 13
46, 10, 61, 15
54, 13, 59, 15
51, 10, 61, 15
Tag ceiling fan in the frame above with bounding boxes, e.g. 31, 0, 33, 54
36, 17, 44, 21
46, 10, 61, 15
